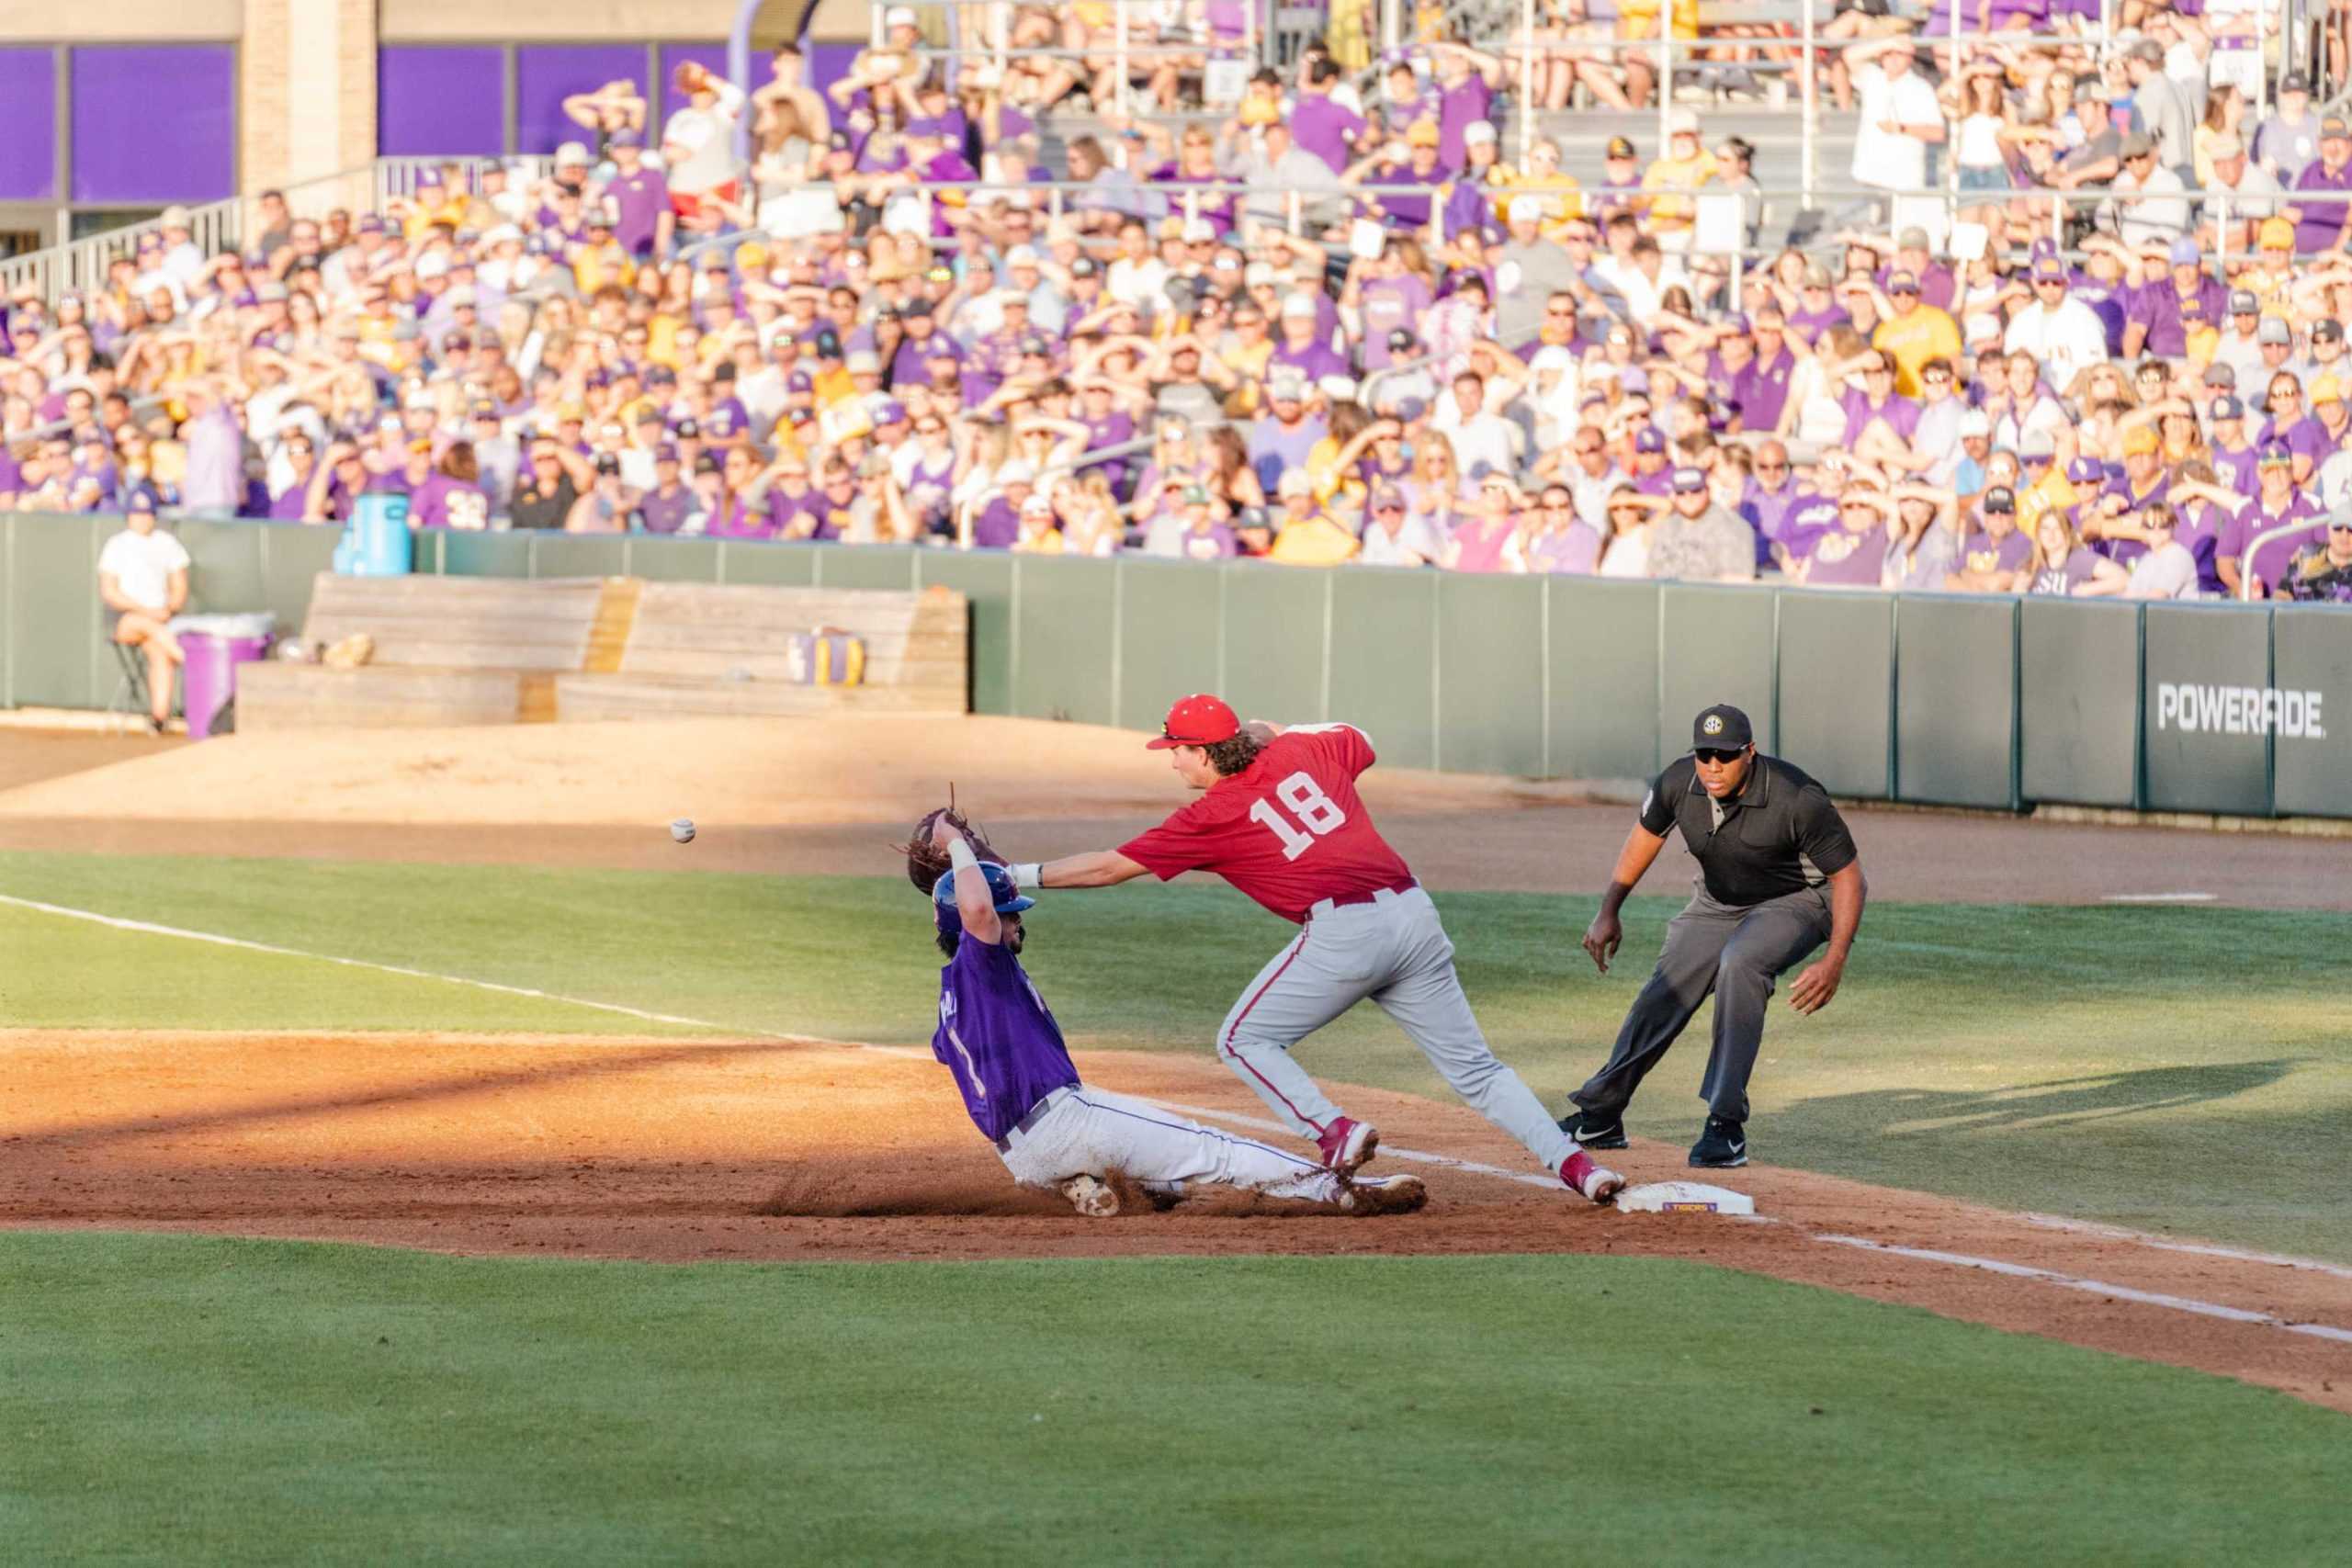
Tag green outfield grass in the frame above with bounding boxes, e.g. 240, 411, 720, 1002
2, 1232, 2341, 1566
3, 850, 2347, 1261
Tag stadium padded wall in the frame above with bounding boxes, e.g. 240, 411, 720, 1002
2272, 606, 2352, 817
2143, 602, 2276, 817
2021, 597, 2142, 810
1894, 595, 2021, 809
1776, 591, 1894, 800
6, 515, 2348, 820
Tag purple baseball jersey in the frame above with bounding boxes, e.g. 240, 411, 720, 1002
933, 937, 1080, 1142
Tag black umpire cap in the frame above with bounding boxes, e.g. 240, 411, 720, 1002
1693, 704, 1754, 750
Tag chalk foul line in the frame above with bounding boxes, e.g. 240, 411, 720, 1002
0, 891, 824, 1043
1813, 1235, 2352, 1346
6, 891, 2348, 1349
2018, 1213, 2352, 1283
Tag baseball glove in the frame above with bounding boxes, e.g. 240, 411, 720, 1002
899, 805, 1007, 893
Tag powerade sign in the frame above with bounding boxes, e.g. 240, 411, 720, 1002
2154, 683, 2326, 739
2141, 607, 2275, 813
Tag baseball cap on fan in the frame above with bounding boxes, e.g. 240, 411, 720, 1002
1691, 705, 1753, 751
1146, 693, 1241, 750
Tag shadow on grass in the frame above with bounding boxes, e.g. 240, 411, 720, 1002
1781, 1058, 2301, 1141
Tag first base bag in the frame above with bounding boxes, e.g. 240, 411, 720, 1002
784, 626, 866, 686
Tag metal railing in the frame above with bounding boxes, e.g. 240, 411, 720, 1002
881, 0, 1267, 117
8, 159, 2351, 320
701, 171, 2352, 275
0, 0, 2329, 312
2243, 517, 2322, 602
0, 201, 238, 304
0, 156, 553, 310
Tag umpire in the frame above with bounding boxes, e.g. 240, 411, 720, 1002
1558, 704, 1865, 1168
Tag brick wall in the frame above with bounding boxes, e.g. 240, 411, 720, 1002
240, 0, 379, 196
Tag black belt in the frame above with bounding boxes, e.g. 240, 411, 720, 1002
993, 1084, 1077, 1153
1318, 876, 1418, 912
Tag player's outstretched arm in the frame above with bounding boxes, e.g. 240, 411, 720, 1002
936, 820, 1003, 944
1020, 850, 1151, 890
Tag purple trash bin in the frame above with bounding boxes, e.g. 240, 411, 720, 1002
176, 614, 277, 739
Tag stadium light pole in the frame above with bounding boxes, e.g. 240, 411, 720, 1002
728, 0, 763, 161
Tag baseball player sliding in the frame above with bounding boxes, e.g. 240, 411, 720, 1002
1004, 694, 1625, 1204
922, 815, 1429, 1218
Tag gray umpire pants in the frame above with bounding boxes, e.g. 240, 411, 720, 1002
1572, 884, 1833, 1124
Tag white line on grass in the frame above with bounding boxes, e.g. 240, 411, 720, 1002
0, 892, 818, 1043
2101, 893, 2218, 904
8, 892, 2349, 1348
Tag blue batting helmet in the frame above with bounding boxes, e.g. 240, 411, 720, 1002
933, 863, 1035, 923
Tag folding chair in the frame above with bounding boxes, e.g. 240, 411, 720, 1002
107, 635, 153, 736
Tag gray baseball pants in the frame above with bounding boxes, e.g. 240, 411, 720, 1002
1216, 885, 1577, 1173
1572, 884, 1832, 1124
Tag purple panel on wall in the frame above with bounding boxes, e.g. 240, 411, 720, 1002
70, 46, 234, 204
379, 47, 506, 159
808, 44, 860, 103
0, 49, 56, 200
514, 45, 647, 155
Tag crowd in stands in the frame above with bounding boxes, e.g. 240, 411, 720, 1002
7, 4, 2352, 604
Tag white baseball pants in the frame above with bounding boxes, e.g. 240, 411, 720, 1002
995, 1085, 1345, 1203
1216, 886, 1577, 1174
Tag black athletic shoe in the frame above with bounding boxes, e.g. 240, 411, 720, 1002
1557, 1107, 1629, 1150
1689, 1116, 1749, 1168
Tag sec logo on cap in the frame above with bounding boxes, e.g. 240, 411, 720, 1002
1703, 715, 1724, 735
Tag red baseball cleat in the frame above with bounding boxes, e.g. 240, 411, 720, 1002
1563, 1150, 1625, 1204
1317, 1116, 1379, 1175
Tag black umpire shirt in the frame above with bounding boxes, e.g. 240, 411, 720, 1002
1637, 753, 1860, 908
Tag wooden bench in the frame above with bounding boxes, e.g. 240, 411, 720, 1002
553, 581, 968, 722
236, 575, 624, 730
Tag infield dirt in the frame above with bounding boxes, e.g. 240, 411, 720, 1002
5, 1027, 2347, 1415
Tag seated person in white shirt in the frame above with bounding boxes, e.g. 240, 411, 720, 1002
97, 487, 191, 733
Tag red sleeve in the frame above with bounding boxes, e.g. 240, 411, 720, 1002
1118, 807, 1218, 880
1287, 723, 1375, 779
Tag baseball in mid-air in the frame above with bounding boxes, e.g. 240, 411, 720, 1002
670, 818, 696, 845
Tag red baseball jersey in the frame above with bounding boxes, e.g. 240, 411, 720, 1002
1118, 724, 1413, 924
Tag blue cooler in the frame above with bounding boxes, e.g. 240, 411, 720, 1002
334, 492, 413, 576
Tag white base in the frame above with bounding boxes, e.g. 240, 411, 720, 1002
1614, 1181, 1755, 1216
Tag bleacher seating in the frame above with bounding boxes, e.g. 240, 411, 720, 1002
238, 574, 969, 728
236, 575, 620, 729
553, 582, 969, 721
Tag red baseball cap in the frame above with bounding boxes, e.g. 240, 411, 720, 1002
1146, 693, 1240, 749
